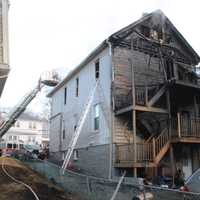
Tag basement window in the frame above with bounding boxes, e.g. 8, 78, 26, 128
94, 104, 100, 131
76, 77, 79, 97
64, 87, 67, 105
95, 59, 100, 80
73, 150, 79, 161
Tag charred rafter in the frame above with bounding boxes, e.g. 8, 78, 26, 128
112, 37, 192, 65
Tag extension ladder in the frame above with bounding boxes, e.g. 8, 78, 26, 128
61, 80, 99, 173
0, 85, 42, 138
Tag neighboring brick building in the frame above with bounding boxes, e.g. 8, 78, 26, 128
48, 10, 200, 180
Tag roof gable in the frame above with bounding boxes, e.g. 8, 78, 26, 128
48, 10, 200, 97
109, 10, 200, 65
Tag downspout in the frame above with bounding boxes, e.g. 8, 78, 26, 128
106, 39, 114, 180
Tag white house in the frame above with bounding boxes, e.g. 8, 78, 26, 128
0, 112, 49, 150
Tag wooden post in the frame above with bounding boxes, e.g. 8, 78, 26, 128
152, 138, 156, 158
173, 63, 179, 80
145, 84, 148, 106
131, 34, 137, 178
170, 144, 176, 187
177, 112, 181, 138
166, 90, 171, 138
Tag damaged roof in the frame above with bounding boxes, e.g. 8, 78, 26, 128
47, 10, 200, 97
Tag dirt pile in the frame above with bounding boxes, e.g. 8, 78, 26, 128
0, 157, 82, 200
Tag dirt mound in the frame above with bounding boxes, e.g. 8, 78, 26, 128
0, 157, 82, 200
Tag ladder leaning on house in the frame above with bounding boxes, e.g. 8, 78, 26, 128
61, 80, 101, 174
0, 71, 59, 138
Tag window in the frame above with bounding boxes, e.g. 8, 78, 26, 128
13, 136, 17, 141
64, 87, 67, 105
76, 78, 79, 97
73, 150, 79, 161
7, 143, 12, 148
140, 25, 150, 38
29, 122, 32, 129
94, 104, 100, 131
16, 121, 20, 128
62, 129, 65, 139
95, 59, 100, 79
33, 122, 36, 129
28, 136, 31, 142
8, 135, 12, 141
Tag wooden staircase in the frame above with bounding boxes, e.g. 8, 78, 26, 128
154, 128, 170, 164
115, 128, 171, 168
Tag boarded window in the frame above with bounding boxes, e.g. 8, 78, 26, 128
95, 59, 100, 79
64, 87, 67, 105
94, 104, 100, 131
76, 78, 79, 97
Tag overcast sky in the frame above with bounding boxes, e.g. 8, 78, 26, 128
0, 0, 200, 113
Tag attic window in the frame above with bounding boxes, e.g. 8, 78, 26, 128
140, 25, 150, 38
95, 59, 100, 80
64, 87, 67, 105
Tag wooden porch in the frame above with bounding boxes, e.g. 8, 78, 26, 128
115, 114, 200, 168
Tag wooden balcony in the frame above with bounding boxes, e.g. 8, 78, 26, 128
115, 115, 200, 168
171, 114, 200, 143
115, 85, 168, 115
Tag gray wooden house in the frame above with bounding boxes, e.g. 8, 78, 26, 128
48, 10, 200, 180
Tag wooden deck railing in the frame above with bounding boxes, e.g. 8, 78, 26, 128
155, 128, 169, 155
135, 87, 145, 105
116, 142, 154, 163
136, 142, 153, 162
179, 116, 200, 137
171, 114, 200, 138
115, 115, 200, 164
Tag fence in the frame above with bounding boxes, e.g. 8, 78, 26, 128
19, 158, 200, 200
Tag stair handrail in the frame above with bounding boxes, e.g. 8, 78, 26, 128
155, 128, 169, 155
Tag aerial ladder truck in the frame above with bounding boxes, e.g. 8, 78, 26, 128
0, 71, 59, 138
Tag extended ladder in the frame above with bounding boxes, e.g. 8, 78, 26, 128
0, 71, 59, 138
61, 80, 99, 173
0, 85, 42, 138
